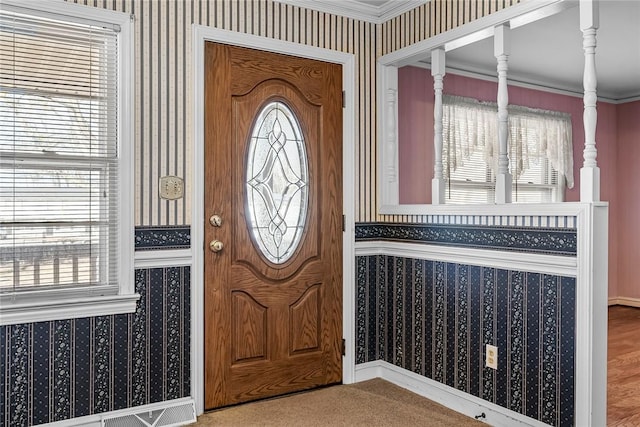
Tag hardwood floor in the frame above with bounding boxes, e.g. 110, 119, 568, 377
608, 305, 640, 426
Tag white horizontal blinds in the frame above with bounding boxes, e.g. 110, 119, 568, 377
442, 95, 572, 204
510, 110, 561, 203
0, 10, 119, 294
508, 106, 573, 189
442, 96, 496, 204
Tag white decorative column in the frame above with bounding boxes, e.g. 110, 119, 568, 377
385, 88, 398, 186
494, 24, 512, 204
580, 0, 601, 202
378, 63, 399, 208
575, 3, 607, 427
431, 48, 446, 205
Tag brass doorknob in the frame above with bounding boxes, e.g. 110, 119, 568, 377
209, 240, 224, 253
209, 214, 222, 227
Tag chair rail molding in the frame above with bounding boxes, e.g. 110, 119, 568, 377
355, 240, 577, 277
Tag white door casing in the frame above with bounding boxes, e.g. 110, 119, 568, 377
191, 25, 357, 415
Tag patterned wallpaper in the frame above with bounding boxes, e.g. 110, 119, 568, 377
0, 266, 191, 426
355, 222, 577, 256
64, 0, 520, 226
356, 254, 576, 427
135, 226, 191, 250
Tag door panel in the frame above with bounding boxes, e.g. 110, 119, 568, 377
231, 291, 267, 363
204, 42, 343, 409
290, 284, 321, 354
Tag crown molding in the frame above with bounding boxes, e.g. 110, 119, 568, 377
410, 60, 640, 104
274, 0, 428, 24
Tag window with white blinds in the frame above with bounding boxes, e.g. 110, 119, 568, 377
0, 0, 135, 325
442, 95, 573, 204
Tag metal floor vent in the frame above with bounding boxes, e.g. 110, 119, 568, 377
102, 401, 196, 427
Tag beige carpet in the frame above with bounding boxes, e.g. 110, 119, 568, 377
196, 379, 484, 426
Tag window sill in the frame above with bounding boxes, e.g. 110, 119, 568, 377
0, 293, 140, 326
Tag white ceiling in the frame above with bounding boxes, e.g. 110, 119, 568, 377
440, 1, 640, 102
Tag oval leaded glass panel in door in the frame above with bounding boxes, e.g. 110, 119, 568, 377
245, 101, 309, 264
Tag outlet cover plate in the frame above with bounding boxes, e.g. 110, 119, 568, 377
159, 175, 184, 200
486, 344, 498, 369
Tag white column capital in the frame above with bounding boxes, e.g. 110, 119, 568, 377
431, 48, 446, 76
580, 0, 599, 31
494, 24, 511, 57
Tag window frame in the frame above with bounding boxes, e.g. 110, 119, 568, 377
0, 0, 136, 326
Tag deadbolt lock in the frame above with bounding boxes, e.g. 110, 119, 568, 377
209, 214, 222, 227
209, 240, 224, 253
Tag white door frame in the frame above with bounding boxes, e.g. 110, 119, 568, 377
191, 25, 357, 415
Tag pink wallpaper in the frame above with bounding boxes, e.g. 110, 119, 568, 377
398, 67, 637, 299
398, 66, 434, 204
616, 101, 640, 300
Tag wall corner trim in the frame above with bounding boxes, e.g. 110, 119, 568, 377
354, 361, 548, 427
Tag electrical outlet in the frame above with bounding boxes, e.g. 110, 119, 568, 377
486, 344, 498, 369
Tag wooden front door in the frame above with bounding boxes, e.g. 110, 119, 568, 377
203, 42, 343, 409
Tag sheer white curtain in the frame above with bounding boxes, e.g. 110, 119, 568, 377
442, 95, 574, 188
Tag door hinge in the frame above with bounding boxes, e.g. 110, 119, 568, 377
342, 214, 345, 232
341, 338, 346, 356
342, 90, 345, 108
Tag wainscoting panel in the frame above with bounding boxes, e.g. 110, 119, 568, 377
0, 266, 191, 426
356, 255, 576, 427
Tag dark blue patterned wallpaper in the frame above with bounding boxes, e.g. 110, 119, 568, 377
355, 223, 577, 256
356, 255, 576, 427
135, 226, 191, 250
0, 266, 190, 426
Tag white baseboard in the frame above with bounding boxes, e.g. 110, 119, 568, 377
355, 361, 548, 427
43, 397, 196, 427
608, 297, 640, 307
